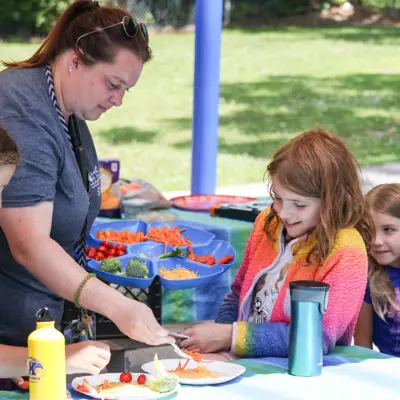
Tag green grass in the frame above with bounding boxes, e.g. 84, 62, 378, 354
2, 26, 400, 190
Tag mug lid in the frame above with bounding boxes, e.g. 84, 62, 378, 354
289, 280, 330, 291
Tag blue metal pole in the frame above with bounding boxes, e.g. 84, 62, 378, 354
191, 0, 224, 195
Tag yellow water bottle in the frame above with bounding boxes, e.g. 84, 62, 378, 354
28, 307, 66, 400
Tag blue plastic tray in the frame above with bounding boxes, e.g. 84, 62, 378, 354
86, 255, 154, 289
86, 220, 235, 290
154, 258, 225, 290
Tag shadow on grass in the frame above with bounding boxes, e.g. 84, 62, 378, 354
98, 126, 158, 145
319, 26, 400, 44
166, 73, 400, 164
228, 26, 400, 45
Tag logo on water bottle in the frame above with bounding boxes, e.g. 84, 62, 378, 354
28, 357, 46, 382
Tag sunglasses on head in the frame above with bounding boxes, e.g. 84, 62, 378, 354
76, 16, 149, 48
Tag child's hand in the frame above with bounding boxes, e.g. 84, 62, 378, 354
66, 341, 111, 375
12, 377, 29, 391
180, 323, 233, 354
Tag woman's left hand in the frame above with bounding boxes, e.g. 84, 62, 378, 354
180, 322, 233, 353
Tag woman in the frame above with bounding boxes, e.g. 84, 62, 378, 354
0, 0, 172, 348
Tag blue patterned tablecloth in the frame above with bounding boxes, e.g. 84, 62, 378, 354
2, 346, 396, 400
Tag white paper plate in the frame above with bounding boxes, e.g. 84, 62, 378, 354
71, 372, 179, 399
141, 358, 246, 386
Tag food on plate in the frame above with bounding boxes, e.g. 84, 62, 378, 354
146, 226, 192, 247
159, 266, 199, 280
86, 241, 126, 260
74, 355, 178, 397
125, 259, 149, 278
167, 349, 217, 379
120, 372, 132, 383
99, 258, 122, 274
147, 354, 179, 393
169, 364, 218, 379
96, 229, 146, 244
137, 374, 147, 385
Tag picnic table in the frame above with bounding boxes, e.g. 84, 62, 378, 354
2, 346, 399, 399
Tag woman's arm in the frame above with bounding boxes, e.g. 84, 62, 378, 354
0, 202, 172, 346
354, 302, 373, 349
0, 345, 27, 378
0, 341, 112, 379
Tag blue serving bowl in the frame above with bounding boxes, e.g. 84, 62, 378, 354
192, 240, 237, 271
89, 220, 148, 244
154, 258, 224, 290
148, 222, 215, 247
87, 255, 154, 289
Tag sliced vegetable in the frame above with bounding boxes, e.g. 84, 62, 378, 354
96, 229, 146, 244
102, 380, 111, 390
76, 378, 97, 394
146, 226, 192, 247
217, 255, 234, 264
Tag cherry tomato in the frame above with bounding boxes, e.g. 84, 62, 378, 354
95, 252, 105, 261
116, 244, 126, 252
110, 244, 118, 250
86, 246, 96, 255
115, 250, 125, 257
107, 249, 117, 257
106, 255, 114, 258
100, 241, 111, 249
96, 246, 108, 255
120, 372, 132, 384
137, 374, 146, 385
87, 249, 96, 259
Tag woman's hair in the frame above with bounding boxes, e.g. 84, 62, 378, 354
365, 184, 400, 320
264, 129, 373, 264
0, 125, 21, 166
2, 0, 151, 69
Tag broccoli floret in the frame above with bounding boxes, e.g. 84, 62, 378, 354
148, 374, 178, 393
148, 354, 179, 393
125, 259, 149, 278
99, 258, 122, 274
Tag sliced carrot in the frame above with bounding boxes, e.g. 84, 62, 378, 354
217, 255, 234, 264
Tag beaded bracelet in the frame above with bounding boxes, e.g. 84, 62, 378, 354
74, 273, 96, 308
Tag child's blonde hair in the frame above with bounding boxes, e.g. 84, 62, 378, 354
0, 125, 20, 166
366, 184, 400, 320
265, 129, 373, 264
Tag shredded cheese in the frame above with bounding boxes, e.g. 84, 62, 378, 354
159, 266, 199, 280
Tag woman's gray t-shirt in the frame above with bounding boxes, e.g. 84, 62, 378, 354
0, 67, 101, 346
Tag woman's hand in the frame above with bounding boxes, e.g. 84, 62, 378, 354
66, 341, 111, 375
110, 297, 174, 346
180, 322, 233, 353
